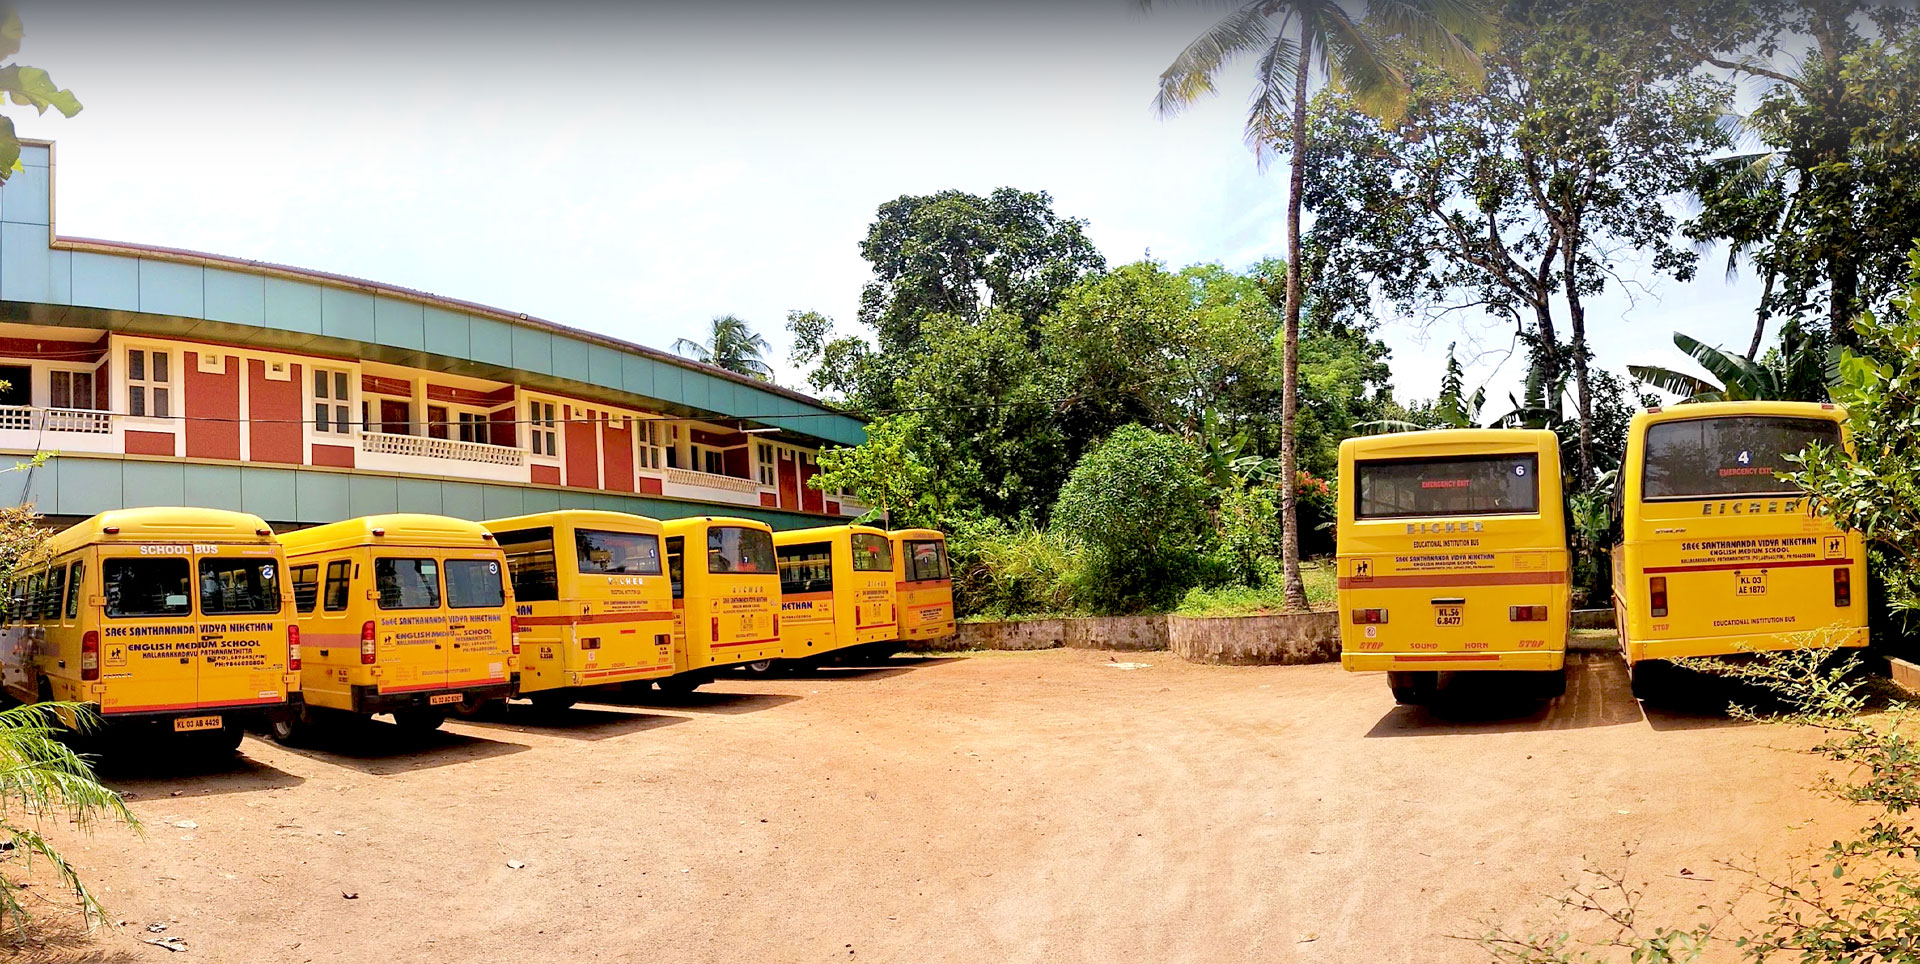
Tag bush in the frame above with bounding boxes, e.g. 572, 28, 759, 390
1051, 425, 1210, 613
950, 519, 1089, 618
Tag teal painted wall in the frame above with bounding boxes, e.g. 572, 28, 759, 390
1, 455, 833, 532
0, 143, 865, 448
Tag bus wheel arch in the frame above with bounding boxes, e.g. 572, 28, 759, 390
1387, 671, 1438, 705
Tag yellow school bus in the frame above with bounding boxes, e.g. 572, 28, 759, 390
482, 510, 676, 710
658, 516, 780, 693
1338, 429, 1570, 704
1612, 401, 1865, 696
0, 507, 298, 753
890, 529, 955, 646
769, 524, 896, 669
273, 514, 515, 740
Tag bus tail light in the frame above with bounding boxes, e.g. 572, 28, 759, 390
711, 616, 720, 641
1508, 605, 1548, 622
80, 630, 99, 681
360, 620, 377, 664
1649, 577, 1668, 618
1835, 567, 1852, 607
510, 615, 522, 656
287, 625, 301, 671
581, 637, 600, 651
1351, 608, 1388, 625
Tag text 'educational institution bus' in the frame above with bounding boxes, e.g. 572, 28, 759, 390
1611, 401, 1865, 695
484, 510, 676, 710
1337, 429, 1570, 705
0, 507, 299, 754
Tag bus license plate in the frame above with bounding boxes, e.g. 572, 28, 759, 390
1435, 606, 1463, 626
1736, 571, 1768, 596
429, 693, 462, 705
173, 714, 223, 732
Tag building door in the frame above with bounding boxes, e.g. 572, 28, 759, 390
778, 452, 799, 509
0, 366, 29, 406
427, 405, 448, 439
379, 399, 412, 435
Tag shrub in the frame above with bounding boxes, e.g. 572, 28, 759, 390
1051, 425, 1210, 613
951, 519, 1089, 618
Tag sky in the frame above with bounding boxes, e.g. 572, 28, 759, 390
11, 0, 1769, 412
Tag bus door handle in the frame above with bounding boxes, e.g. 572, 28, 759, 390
433, 643, 442, 650
1431, 597, 1467, 606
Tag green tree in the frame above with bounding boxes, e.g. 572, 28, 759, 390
1687, 2, 1920, 349
1301, 4, 1731, 482
1149, 0, 1491, 610
810, 414, 940, 527
672, 314, 774, 381
1628, 320, 1831, 403
1051, 425, 1211, 613
0, 7, 80, 181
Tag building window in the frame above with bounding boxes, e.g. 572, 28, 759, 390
49, 370, 95, 410
529, 400, 557, 456
757, 442, 775, 485
703, 449, 724, 476
126, 348, 170, 419
313, 367, 351, 436
639, 421, 664, 470
459, 412, 487, 444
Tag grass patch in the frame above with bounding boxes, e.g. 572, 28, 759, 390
1176, 561, 1337, 617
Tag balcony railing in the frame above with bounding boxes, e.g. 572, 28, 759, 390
360, 431, 526, 467
0, 405, 112, 434
664, 466, 760, 494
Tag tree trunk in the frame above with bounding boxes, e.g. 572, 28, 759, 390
1558, 226, 1593, 484
1829, 254, 1858, 348
1279, 25, 1311, 613
1746, 263, 1775, 360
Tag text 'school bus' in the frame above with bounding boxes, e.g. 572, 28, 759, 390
890, 529, 955, 646
0, 507, 298, 753
272, 514, 515, 741
658, 517, 780, 693
482, 510, 675, 710
770, 525, 897, 669
1337, 429, 1570, 705
1611, 401, 1865, 696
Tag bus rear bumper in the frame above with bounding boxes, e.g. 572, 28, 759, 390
1627, 625, 1866, 663
1342, 651, 1565, 673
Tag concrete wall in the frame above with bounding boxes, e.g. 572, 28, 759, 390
930, 611, 1340, 666
1167, 613, 1339, 666
1572, 608, 1615, 630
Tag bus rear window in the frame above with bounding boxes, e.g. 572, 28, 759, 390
199, 558, 282, 615
104, 558, 192, 618
445, 559, 505, 609
1642, 416, 1840, 500
904, 540, 949, 581
1356, 454, 1540, 519
375, 558, 441, 610
706, 526, 775, 575
576, 529, 663, 576
850, 533, 893, 572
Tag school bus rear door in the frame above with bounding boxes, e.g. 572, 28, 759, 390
98, 544, 287, 714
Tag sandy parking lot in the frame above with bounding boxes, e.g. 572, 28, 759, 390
10, 650, 1854, 964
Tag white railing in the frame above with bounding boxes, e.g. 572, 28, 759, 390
359, 431, 525, 467
665, 466, 760, 494
0, 405, 112, 434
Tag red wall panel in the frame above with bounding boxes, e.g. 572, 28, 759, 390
311, 444, 354, 468
93, 358, 108, 409
125, 431, 175, 456
563, 405, 599, 489
723, 446, 749, 479
183, 352, 241, 461
760, 492, 777, 508
639, 476, 663, 495
489, 408, 516, 449
532, 464, 562, 486
602, 419, 634, 493
800, 460, 823, 513
247, 360, 303, 465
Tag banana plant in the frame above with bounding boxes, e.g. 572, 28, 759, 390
1627, 321, 1832, 402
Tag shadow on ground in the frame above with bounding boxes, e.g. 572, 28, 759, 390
591, 689, 803, 715
262, 720, 530, 775
0, 904, 143, 964
99, 748, 305, 799
1366, 653, 1646, 737
451, 703, 690, 742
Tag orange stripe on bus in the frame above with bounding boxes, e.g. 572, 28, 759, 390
581, 664, 672, 678
711, 637, 779, 649
895, 579, 952, 590
379, 679, 499, 694
1392, 654, 1501, 662
1643, 557, 1853, 574
1337, 571, 1568, 589
104, 695, 285, 715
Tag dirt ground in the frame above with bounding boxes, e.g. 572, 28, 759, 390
6, 649, 1860, 964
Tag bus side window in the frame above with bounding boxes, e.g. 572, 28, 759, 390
65, 560, 84, 620
323, 560, 352, 612
291, 565, 320, 613
45, 565, 68, 621
666, 536, 684, 600
26, 571, 44, 623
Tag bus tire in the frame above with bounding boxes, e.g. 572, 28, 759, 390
191, 722, 246, 756
1538, 667, 1568, 700
745, 659, 777, 674
529, 693, 576, 713
655, 675, 703, 696
1387, 671, 1437, 705
268, 706, 317, 747
392, 708, 445, 734
449, 694, 499, 720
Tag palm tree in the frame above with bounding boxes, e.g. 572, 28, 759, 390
1149, 0, 1490, 609
672, 315, 775, 381
1627, 321, 1831, 403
